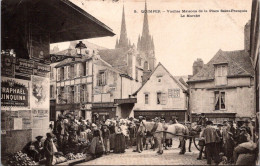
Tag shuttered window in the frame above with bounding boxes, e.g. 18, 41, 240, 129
215, 65, 227, 86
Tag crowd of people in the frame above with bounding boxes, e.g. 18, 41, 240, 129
22, 112, 259, 166
195, 113, 259, 165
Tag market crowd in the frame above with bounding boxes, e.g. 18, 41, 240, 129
194, 113, 259, 165
21, 113, 259, 166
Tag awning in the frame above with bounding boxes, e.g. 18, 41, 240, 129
2, 0, 115, 44
92, 102, 115, 108
114, 98, 137, 105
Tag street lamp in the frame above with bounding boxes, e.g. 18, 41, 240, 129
75, 41, 87, 57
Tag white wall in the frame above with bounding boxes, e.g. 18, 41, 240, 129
134, 65, 187, 111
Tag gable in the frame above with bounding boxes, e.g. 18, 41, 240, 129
132, 63, 187, 96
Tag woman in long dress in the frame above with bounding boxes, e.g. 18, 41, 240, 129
114, 121, 125, 153
89, 124, 105, 158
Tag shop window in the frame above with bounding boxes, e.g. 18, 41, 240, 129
157, 92, 162, 104
215, 91, 226, 110
145, 94, 149, 104
215, 65, 227, 86
97, 71, 107, 86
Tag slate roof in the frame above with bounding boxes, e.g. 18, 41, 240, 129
54, 56, 91, 68
132, 63, 188, 96
187, 49, 254, 83
98, 48, 129, 74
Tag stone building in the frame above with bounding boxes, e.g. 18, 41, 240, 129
132, 63, 188, 122
187, 21, 255, 123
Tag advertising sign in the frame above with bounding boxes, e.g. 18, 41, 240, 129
1, 77, 30, 107
31, 75, 49, 109
1, 54, 15, 78
15, 58, 34, 80
33, 62, 51, 77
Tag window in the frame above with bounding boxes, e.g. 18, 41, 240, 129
68, 86, 74, 103
74, 85, 80, 103
50, 85, 54, 98
81, 84, 87, 102
74, 64, 78, 78
60, 67, 64, 81
215, 91, 226, 110
50, 67, 54, 80
64, 66, 68, 80
168, 89, 180, 98
161, 93, 167, 105
215, 65, 227, 86
157, 76, 162, 83
70, 65, 74, 79
157, 92, 162, 104
67, 66, 70, 79
145, 94, 149, 104
97, 71, 107, 86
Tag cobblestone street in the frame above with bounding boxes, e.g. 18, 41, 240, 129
76, 139, 207, 165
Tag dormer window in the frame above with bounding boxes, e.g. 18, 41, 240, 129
215, 64, 227, 86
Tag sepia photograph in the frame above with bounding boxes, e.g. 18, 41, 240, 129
1, 0, 259, 165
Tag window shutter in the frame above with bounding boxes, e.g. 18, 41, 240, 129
74, 64, 77, 78
67, 66, 70, 79
86, 62, 89, 76
57, 68, 60, 81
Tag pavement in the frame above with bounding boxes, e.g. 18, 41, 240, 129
74, 138, 208, 165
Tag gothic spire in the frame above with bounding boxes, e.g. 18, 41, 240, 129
116, 4, 129, 49
142, 0, 149, 38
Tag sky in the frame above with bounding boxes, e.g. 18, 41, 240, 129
50, 0, 252, 76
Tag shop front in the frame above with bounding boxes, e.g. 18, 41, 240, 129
114, 98, 137, 118
91, 102, 116, 123
134, 110, 186, 123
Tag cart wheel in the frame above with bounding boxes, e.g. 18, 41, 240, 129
193, 137, 201, 151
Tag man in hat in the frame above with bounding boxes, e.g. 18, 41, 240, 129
102, 124, 110, 154
133, 116, 144, 153
44, 133, 54, 166
198, 113, 207, 127
242, 119, 252, 138
33, 136, 44, 161
201, 121, 220, 164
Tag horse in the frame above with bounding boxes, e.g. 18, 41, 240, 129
141, 121, 189, 154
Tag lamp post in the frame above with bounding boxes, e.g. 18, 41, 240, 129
75, 41, 87, 57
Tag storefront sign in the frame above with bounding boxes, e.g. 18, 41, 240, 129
114, 98, 137, 104
1, 77, 29, 107
31, 75, 49, 109
1, 54, 15, 78
33, 62, 51, 77
15, 58, 34, 80
92, 102, 115, 108
19, 110, 32, 129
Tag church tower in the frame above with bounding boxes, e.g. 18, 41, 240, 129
137, 0, 156, 71
115, 5, 131, 49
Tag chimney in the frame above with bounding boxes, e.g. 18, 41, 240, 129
192, 58, 204, 75
244, 20, 251, 52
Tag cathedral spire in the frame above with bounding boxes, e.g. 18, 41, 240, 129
142, 0, 149, 38
116, 4, 130, 49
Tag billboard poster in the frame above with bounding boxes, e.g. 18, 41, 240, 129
31, 75, 50, 109
1, 77, 30, 107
